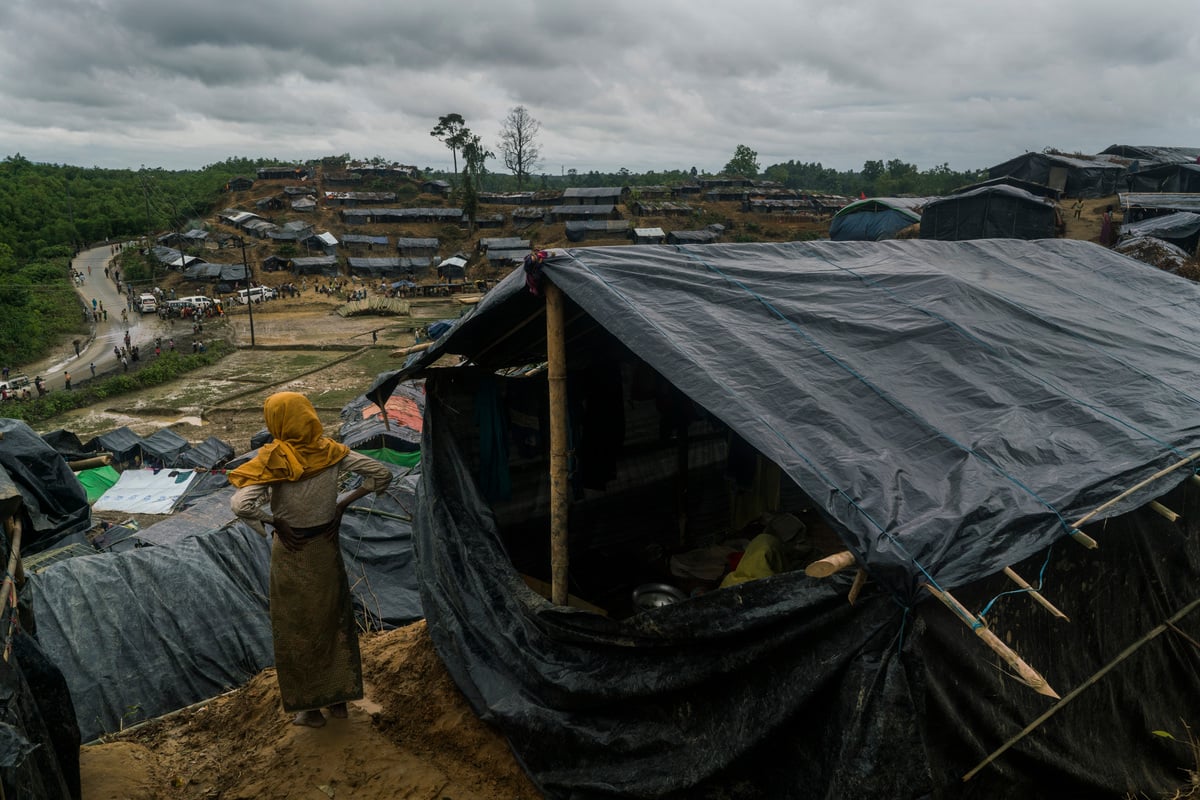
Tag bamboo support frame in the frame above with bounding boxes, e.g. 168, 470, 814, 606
805, 550, 856, 578
1070, 450, 1200, 530
545, 281, 570, 606
962, 594, 1200, 781
922, 583, 1060, 699
1, 516, 22, 663
1002, 566, 1070, 621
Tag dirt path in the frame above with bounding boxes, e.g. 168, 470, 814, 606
80, 622, 542, 800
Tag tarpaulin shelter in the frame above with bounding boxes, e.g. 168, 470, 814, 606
39, 429, 89, 463
919, 185, 1058, 240
950, 176, 1061, 200
828, 197, 930, 241
139, 428, 190, 468
1118, 211, 1200, 255
76, 466, 120, 505
174, 436, 235, 470
290, 256, 340, 277
988, 152, 1124, 198
338, 382, 424, 453
0, 421, 83, 797
1, 420, 92, 554
1100, 144, 1200, 165
1125, 163, 1200, 194
84, 426, 143, 470
369, 240, 1200, 798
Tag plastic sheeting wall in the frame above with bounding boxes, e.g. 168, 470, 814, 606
415, 392, 1200, 799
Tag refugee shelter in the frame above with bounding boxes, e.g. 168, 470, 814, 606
828, 197, 930, 241
139, 428, 190, 468
1125, 163, 1200, 194
84, 426, 144, 470
919, 185, 1058, 240
1119, 212, 1200, 255
372, 240, 1200, 799
1120, 192, 1200, 223
174, 436, 235, 470
988, 152, 1124, 197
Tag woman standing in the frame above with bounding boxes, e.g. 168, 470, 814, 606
229, 392, 392, 727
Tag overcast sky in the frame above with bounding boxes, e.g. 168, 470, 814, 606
1, 0, 1196, 176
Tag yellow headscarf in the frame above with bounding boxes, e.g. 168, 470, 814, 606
228, 392, 350, 487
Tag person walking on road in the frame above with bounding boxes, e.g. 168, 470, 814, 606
89, 362, 96, 378
64, 371, 72, 391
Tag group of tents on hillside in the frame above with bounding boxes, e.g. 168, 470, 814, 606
831, 144, 1200, 261
1, 218, 1199, 797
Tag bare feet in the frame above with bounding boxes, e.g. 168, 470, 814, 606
292, 710, 326, 728
327, 703, 348, 719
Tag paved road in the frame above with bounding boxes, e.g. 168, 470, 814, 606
17, 244, 169, 394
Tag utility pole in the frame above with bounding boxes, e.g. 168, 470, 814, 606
239, 237, 255, 348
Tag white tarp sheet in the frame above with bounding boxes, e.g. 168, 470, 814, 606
93, 469, 199, 514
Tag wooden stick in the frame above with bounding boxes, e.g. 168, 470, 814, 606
67, 454, 112, 471
1003, 566, 1070, 621
389, 341, 433, 358
1071, 450, 1200, 529
963, 594, 1200, 781
805, 550, 856, 578
1190, 474, 1200, 490
545, 281, 570, 607
1, 516, 22, 663
1148, 501, 1180, 523
847, 568, 868, 605
922, 583, 1060, 699
1068, 528, 1098, 549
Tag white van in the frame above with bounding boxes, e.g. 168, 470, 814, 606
179, 295, 217, 311
138, 293, 158, 313
236, 286, 277, 305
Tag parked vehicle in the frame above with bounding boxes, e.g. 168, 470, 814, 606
236, 286, 277, 305
138, 293, 158, 313
0, 374, 31, 392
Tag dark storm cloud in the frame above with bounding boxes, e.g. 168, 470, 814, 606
0, 0, 1196, 173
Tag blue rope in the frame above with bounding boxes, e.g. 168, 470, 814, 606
977, 541, 1057, 620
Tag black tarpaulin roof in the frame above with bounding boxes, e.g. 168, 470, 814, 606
139, 428, 190, 465
377, 239, 1200, 599
84, 426, 144, 463
174, 436, 235, 470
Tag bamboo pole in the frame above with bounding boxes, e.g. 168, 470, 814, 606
1070, 450, 1200, 530
805, 549, 856, 578
1002, 566, 1070, 621
963, 595, 1200, 782
1148, 501, 1180, 523
389, 341, 433, 358
922, 583, 1060, 699
545, 281, 570, 606
847, 568, 868, 605
67, 454, 112, 472
1068, 529, 1098, 549
1, 516, 22, 663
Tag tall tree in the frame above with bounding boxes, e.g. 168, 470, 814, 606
724, 144, 760, 178
461, 133, 494, 190
430, 113, 471, 174
499, 106, 542, 188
